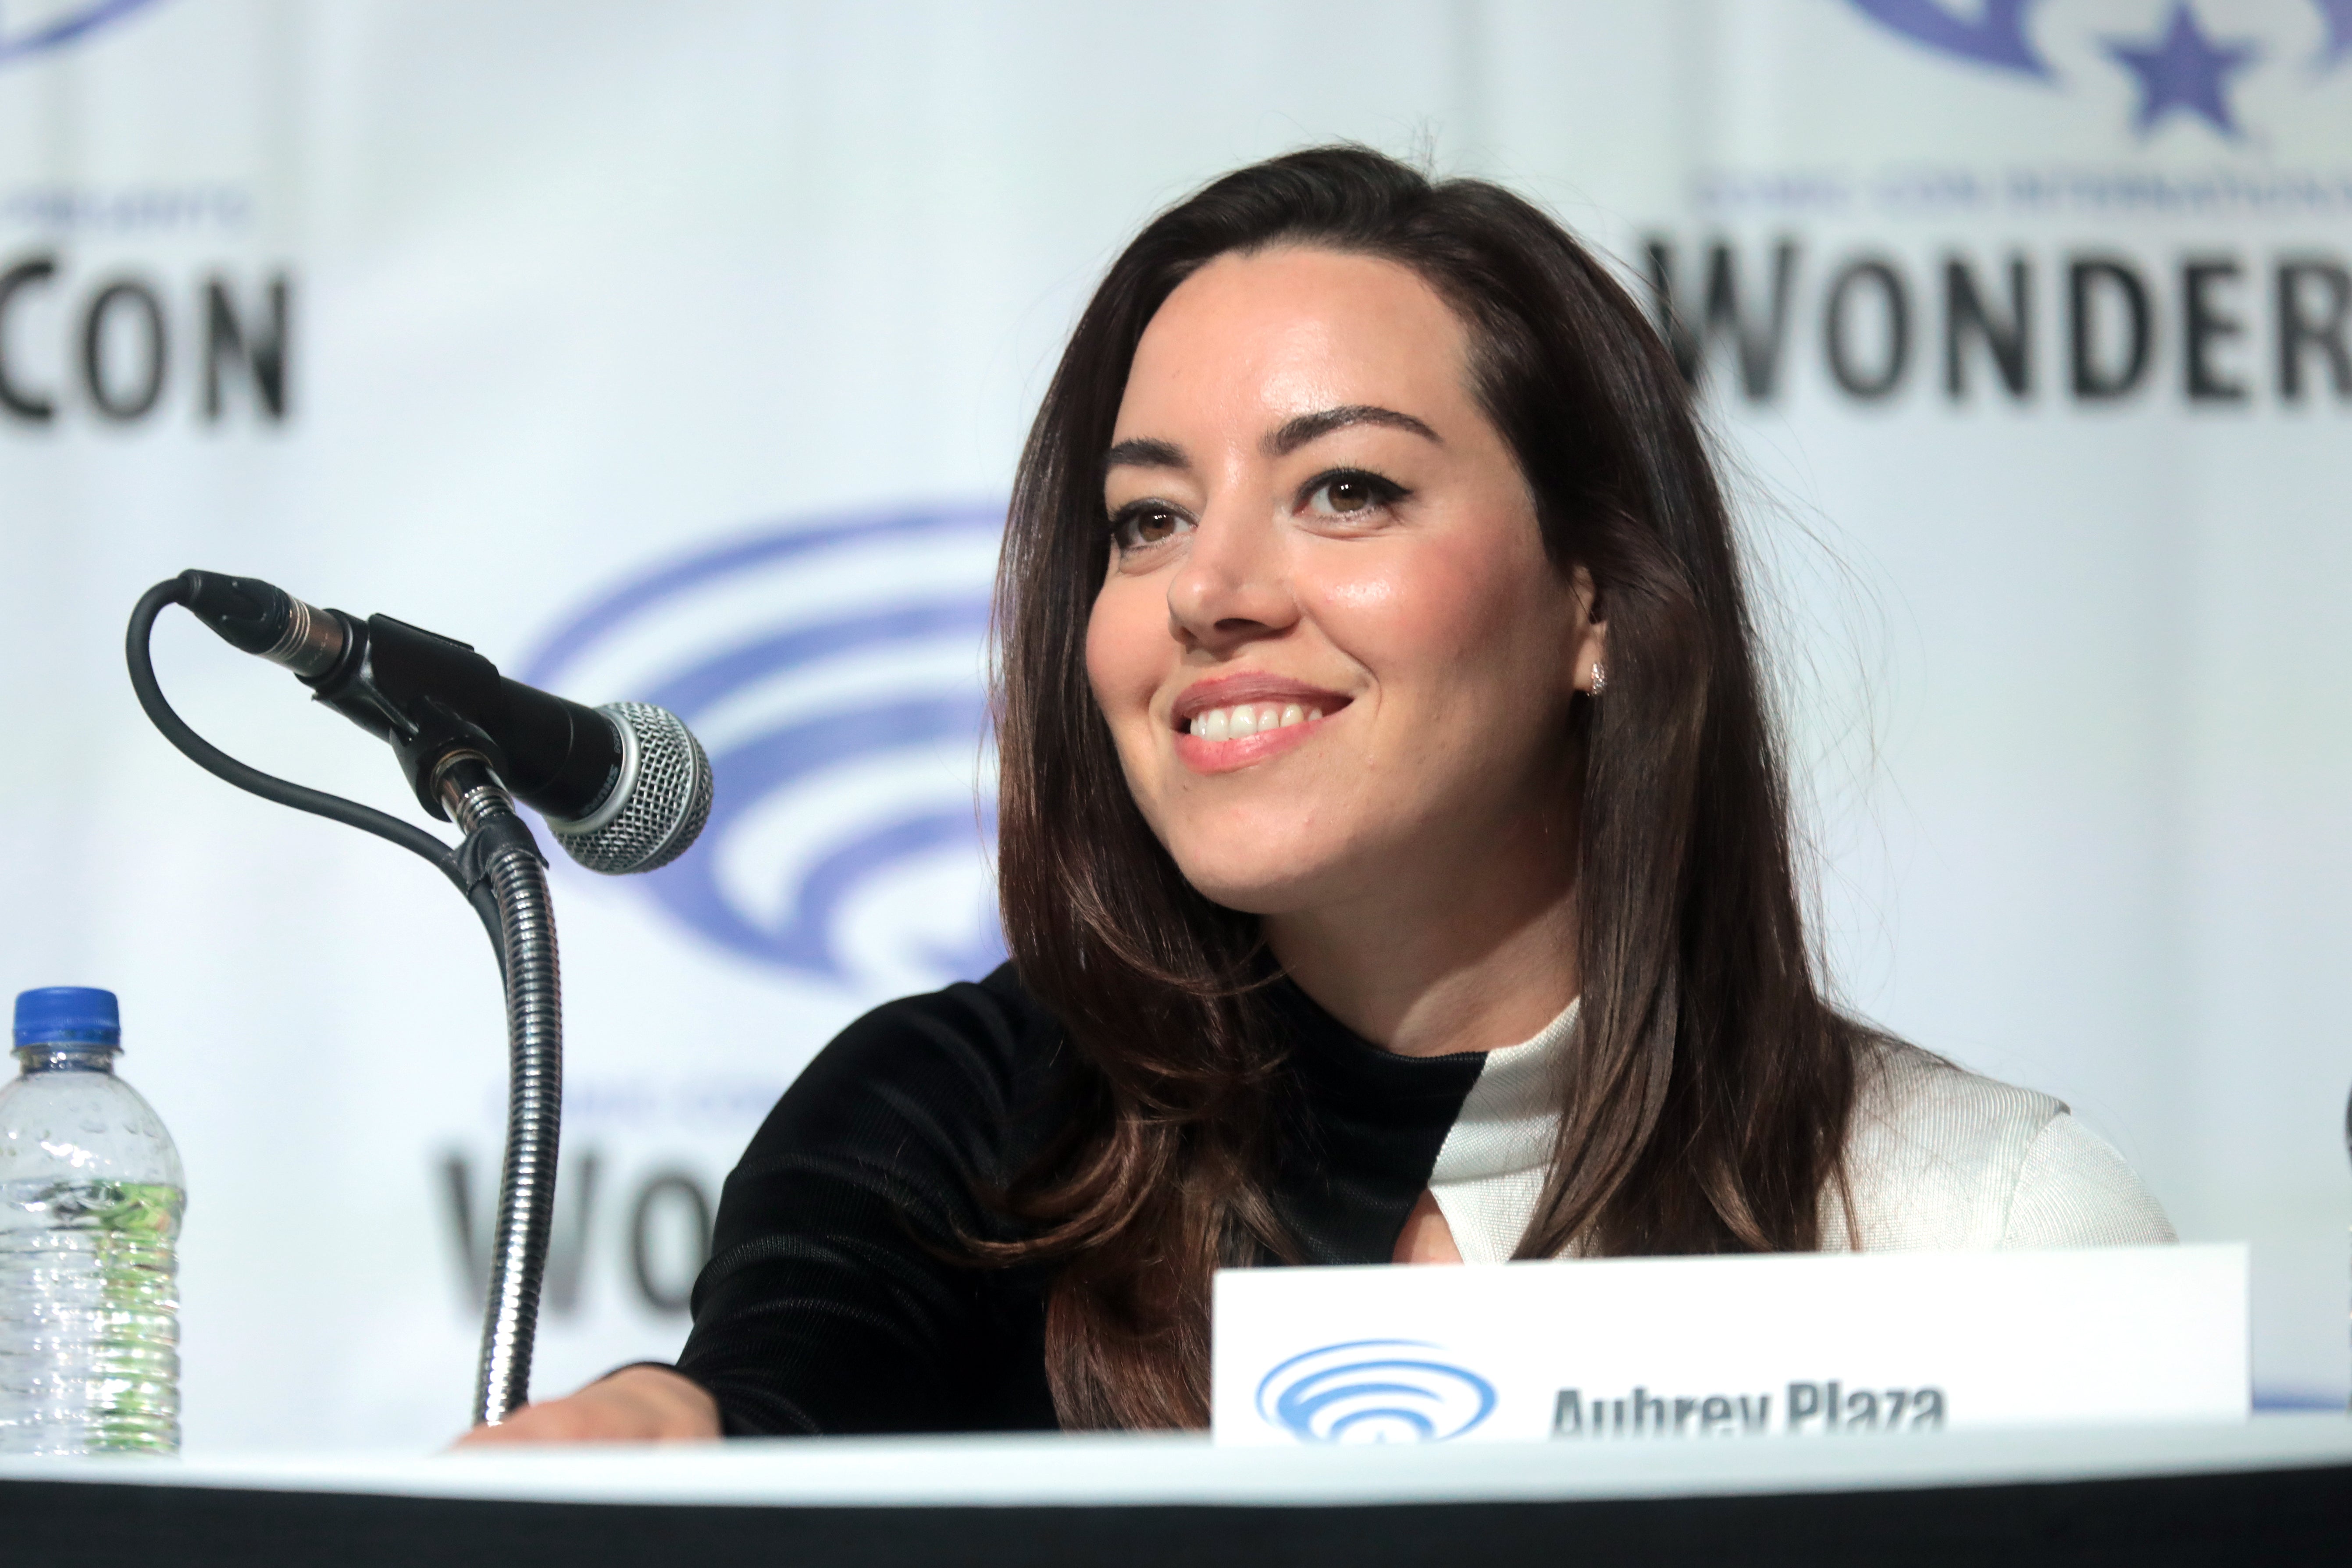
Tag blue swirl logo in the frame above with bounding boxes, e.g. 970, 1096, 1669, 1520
1847, 1, 2351, 138
524, 505, 1005, 993
1255, 1339, 1498, 1444
0, 0, 167, 64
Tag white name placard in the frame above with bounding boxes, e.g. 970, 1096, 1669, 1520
1212, 1245, 2248, 1446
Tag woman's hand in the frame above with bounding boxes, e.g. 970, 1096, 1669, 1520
452, 1364, 722, 1446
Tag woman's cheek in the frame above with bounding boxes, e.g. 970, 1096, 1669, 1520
1084, 580, 1166, 743
1318, 574, 1397, 614
1307, 571, 1409, 681
1313, 554, 1487, 664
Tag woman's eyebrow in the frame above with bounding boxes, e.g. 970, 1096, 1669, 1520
1266, 405, 1442, 455
1104, 436, 1187, 471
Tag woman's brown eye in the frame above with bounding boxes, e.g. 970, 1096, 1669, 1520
1113, 505, 1189, 550
1305, 471, 1401, 519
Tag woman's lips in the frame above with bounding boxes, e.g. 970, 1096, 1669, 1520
1169, 680, 1351, 774
1172, 707, 1332, 772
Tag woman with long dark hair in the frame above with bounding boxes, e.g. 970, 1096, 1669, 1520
466, 146, 2170, 1443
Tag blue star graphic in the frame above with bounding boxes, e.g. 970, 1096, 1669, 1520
2104, 3, 2260, 135
2314, 0, 2352, 70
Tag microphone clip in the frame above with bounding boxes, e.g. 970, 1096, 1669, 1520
436, 753, 549, 893
306, 617, 511, 820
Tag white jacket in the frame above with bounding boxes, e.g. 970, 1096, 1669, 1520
1425, 1003, 2176, 1263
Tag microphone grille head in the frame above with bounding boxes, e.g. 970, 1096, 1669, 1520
546, 702, 713, 875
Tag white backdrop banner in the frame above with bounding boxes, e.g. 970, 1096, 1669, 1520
0, 0, 2344, 1450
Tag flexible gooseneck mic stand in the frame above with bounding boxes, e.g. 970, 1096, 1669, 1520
127, 578, 562, 1427
436, 756, 562, 1426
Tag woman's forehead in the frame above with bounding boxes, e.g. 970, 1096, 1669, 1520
1118, 248, 1473, 435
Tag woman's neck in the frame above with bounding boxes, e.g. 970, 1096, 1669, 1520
1263, 815, 1581, 1059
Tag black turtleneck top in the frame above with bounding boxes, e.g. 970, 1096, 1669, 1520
674, 962, 1486, 1435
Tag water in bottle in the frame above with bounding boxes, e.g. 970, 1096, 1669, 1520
0, 987, 185, 1454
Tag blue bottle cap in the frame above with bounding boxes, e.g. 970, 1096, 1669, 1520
13, 987, 122, 1047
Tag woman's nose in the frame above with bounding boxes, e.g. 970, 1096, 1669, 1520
1165, 508, 1297, 651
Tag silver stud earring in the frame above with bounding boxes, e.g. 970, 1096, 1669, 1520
1590, 661, 1608, 697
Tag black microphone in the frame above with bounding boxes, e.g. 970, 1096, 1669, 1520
175, 569, 712, 874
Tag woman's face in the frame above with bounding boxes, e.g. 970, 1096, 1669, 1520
1084, 246, 1604, 920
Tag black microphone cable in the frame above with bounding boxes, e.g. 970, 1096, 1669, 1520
125, 575, 507, 963
129, 572, 573, 1421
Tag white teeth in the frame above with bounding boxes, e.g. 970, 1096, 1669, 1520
1190, 702, 1326, 739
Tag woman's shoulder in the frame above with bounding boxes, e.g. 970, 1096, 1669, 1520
756, 963, 1068, 1161
800, 963, 1060, 1080
1829, 1038, 2176, 1252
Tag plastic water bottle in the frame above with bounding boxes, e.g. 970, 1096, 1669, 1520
0, 987, 185, 1454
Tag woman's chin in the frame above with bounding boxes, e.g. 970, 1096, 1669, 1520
1172, 856, 1350, 920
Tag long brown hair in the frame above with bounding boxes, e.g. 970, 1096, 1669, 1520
991, 146, 1862, 1429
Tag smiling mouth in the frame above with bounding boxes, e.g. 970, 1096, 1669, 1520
1171, 676, 1354, 745
1184, 701, 1324, 741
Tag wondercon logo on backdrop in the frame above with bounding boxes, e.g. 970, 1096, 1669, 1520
1850, 0, 2352, 137
1256, 1340, 1499, 1444
0, 0, 166, 65
524, 506, 1005, 996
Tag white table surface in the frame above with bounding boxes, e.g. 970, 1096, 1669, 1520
2, 1414, 2347, 1509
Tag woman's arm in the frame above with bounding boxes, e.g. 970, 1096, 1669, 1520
674, 974, 1057, 1434
451, 972, 1057, 1443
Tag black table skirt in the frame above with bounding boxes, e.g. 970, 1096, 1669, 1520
5, 1459, 2347, 1568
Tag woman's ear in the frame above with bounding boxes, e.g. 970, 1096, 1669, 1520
1569, 565, 1608, 694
